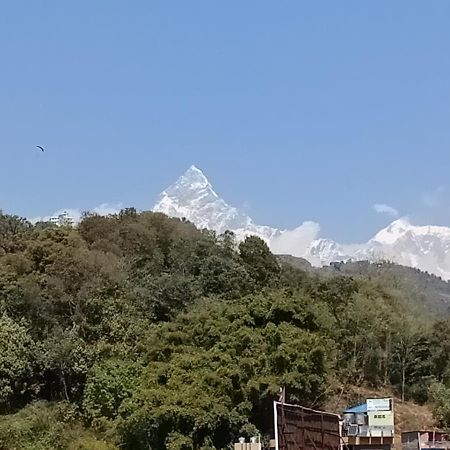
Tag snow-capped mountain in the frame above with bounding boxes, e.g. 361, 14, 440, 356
305, 239, 354, 266
154, 165, 280, 242
154, 165, 450, 280
304, 219, 450, 279
370, 219, 450, 279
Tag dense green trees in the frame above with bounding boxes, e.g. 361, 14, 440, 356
118, 291, 333, 449
0, 209, 449, 449
0, 314, 35, 408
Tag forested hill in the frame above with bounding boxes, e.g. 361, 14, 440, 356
278, 255, 450, 315
2, 210, 450, 449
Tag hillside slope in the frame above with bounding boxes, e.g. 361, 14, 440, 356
322, 260, 450, 315
278, 256, 450, 315
325, 386, 435, 449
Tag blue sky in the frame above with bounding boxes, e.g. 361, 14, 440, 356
1, 1, 450, 243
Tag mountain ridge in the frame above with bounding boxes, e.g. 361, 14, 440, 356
276, 255, 450, 314
154, 165, 450, 280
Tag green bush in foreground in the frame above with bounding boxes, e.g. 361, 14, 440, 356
0, 401, 117, 450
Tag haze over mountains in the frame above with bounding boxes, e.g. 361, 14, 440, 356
154, 165, 450, 280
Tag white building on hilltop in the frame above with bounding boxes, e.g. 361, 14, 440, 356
48, 211, 75, 227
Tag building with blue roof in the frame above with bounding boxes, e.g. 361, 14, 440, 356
344, 403, 368, 414
342, 398, 394, 450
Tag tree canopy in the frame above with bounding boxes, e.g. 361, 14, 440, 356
0, 210, 449, 449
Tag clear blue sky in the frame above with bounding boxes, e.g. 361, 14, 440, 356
2, 1, 450, 242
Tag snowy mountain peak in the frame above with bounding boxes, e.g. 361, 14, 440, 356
388, 217, 411, 229
163, 165, 217, 198
373, 217, 412, 245
181, 165, 214, 190
187, 164, 203, 173
372, 217, 450, 246
153, 165, 279, 241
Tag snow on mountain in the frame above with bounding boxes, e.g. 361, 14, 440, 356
369, 218, 450, 279
303, 218, 450, 279
153, 165, 450, 280
372, 218, 413, 245
153, 165, 280, 242
305, 239, 352, 266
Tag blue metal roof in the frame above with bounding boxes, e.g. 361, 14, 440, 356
344, 403, 367, 413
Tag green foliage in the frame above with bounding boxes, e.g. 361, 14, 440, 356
118, 291, 335, 448
40, 327, 91, 401
0, 314, 35, 407
0, 212, 31, 254
83, 358, 143, 425
0, 401, 117, 450
321, 259, 450, 315
429, 381, 450, 428
390, 318, 431, 402
239, 236, 280, 287
0, 209, 447, 448
429, 319, 450, 383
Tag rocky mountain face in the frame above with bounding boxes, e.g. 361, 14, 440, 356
153, 165, 450, 280
153, 165, 280, 242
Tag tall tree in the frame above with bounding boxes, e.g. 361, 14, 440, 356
239, 236, 280, 287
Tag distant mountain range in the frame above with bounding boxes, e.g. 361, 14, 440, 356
154, 165, 450, 280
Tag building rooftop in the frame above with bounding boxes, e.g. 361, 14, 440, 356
344, 403, 367, 414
